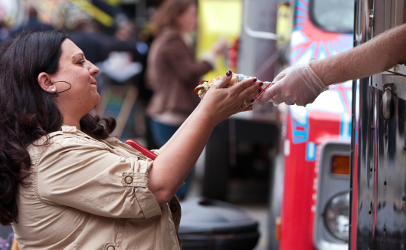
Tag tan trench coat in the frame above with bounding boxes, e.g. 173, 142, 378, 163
12, 125, 182, 250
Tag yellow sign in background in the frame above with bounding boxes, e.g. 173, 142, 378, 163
197, 0, 242, 80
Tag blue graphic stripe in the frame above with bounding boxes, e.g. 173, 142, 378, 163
295, 25, 304, 31
336, 36, 353, 47
339, 115, 352, 139
317, 41, 328, 59
332, 40, 349, 52
326, 41, 338, 55
306, 142, 316, 161
296, 1, 308, 11
295, 9, 307, 18
296, 17, 306, 24
290, 47, 303, 62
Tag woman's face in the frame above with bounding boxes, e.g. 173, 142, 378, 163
176, 4, 197, 33
50, 39, 100, 121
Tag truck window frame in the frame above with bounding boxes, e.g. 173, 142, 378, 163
308, 0, 354, 34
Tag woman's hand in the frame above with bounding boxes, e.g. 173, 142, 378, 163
199, 71, 260, 126
211, 37, 228, 56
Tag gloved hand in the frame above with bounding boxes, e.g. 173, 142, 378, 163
258, 63, 328, 107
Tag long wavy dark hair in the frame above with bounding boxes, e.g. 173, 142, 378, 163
0, 31, 116, 226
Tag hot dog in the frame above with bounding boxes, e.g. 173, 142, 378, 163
194, 71, 274, 110
194, 72, 239, 97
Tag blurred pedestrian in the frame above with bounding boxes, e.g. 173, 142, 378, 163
10, 5, 53, 37
146, 0, 227, 200
69, 19, 106, 65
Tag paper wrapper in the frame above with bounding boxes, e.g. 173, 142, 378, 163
235, 74, 273, 110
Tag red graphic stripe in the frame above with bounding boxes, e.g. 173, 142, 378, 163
254, 82, 273, 100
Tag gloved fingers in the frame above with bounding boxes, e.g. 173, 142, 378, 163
295, 95, 307, 107
284, 98, 296, 106
272, 69, 287, 83
272, 95, 284, 106
259, 79, 282, 104
272, 99, 280, 106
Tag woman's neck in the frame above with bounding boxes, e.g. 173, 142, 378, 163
62, 115, 81, 130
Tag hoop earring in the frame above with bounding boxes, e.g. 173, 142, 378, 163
50, 81, 71, 97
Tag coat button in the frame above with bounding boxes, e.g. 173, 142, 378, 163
125, 176, 133, 184
170, 204, 177, 212
107, 245, 115, 250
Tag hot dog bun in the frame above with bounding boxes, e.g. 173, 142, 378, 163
194, 72, 239, 97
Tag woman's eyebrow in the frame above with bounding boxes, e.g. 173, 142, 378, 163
71, 52, 84, 60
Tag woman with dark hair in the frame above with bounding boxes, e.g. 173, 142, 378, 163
0, 30, 261, 249
146, 0, 227, 199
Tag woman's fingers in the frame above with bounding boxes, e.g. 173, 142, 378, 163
213, 71, 232, 88
235, 79, 263, 111
239, 104, 253, 112
233, 78, 258, 96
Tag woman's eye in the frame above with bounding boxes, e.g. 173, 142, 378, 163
78, 60, 85, 65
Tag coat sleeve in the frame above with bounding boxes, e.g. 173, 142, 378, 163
160, 36, 212, 87
36, 136, 162, 219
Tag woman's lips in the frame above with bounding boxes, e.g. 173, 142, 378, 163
91, 81, 97, 85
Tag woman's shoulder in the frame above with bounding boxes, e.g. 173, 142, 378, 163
159, 30, 183, 39
27, 125, 110, 157
153, 30, 184, 46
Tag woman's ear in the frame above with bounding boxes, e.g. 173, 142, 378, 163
38, 72, 56, 93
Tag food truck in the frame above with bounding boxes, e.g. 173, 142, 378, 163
267, 0, 406, 249
351, 0, 406, 249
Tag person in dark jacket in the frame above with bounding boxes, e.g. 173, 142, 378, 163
10, 6, 53, 37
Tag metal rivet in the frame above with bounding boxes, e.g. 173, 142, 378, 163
371, 126, 375, 130
125, 176, 133, 184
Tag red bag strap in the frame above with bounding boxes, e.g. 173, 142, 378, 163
125, 139, 157, 160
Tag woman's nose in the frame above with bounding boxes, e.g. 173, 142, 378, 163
89, 62, 100, 76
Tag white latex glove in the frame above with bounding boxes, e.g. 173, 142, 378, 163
259, 63, 328, 107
